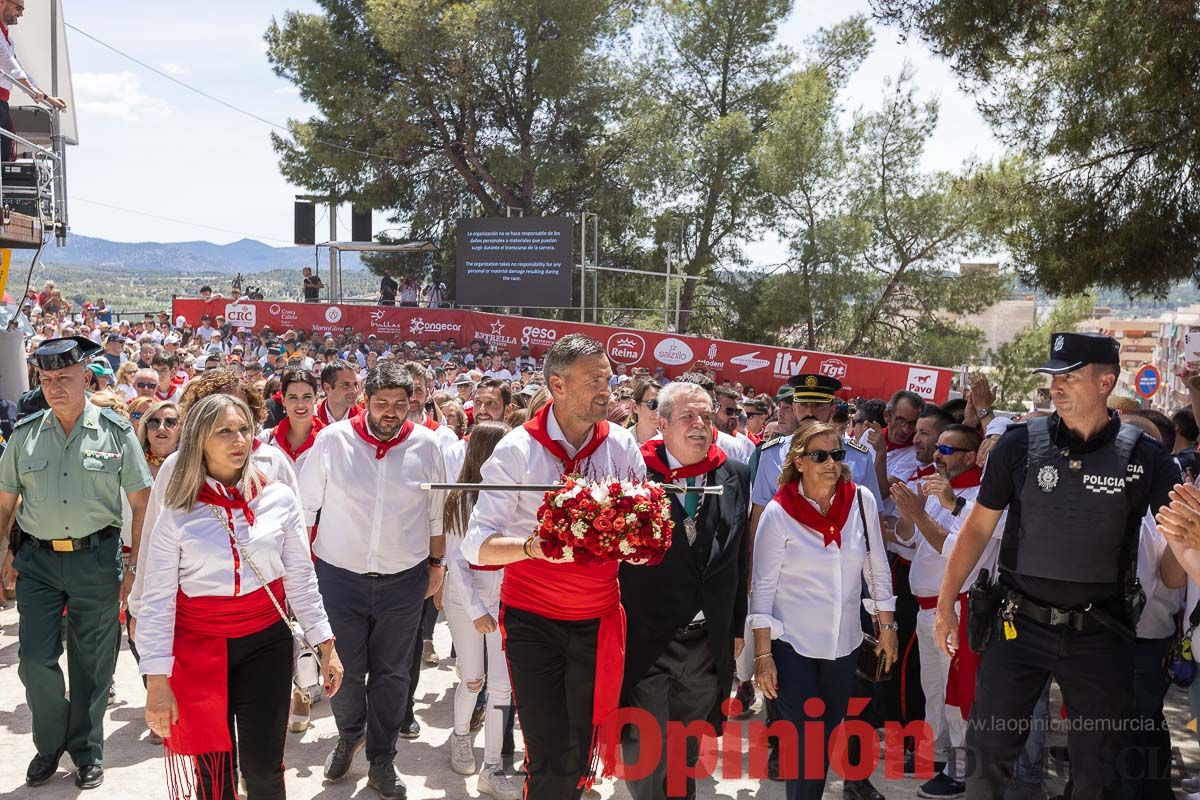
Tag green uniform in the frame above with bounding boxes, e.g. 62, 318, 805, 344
0, 402, 152, 766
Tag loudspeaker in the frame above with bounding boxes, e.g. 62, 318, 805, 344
351, 207, 372, 242
294, 201, 315, 245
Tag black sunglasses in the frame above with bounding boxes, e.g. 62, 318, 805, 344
803, 448, 847, 464
135, 381, 158, 390
644, 399, 659, 411
145, 417, 179, 431
720, 406, 739, 416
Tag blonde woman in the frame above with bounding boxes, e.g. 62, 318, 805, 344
750, 422, 898, 800
138, 394, 342, 800
116, 362, 140, 402
136, 401, 181, 479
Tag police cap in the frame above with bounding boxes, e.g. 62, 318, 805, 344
787, 373, 841, 403
1033, 332, 1120, 375
34, 336, 102, 371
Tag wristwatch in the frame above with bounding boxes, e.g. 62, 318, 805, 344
428, 555, 446, 569
976, 407, 993, 419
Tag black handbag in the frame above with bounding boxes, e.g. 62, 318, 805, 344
855, 489, 892, 683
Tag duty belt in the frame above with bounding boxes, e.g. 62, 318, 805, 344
25, 526, 119, 553
1011, 593, 1105, 633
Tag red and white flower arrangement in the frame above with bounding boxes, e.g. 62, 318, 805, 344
534, 476, 673, 565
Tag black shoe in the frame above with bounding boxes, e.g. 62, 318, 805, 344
845, 778, 886, 800
367, 760, 407, 800
26, 749, 64, 786
323, 736, 365, 782
74, 765, 104, 790
903, 751, 946, 776
399, 719, 420, 740
767, 746, 781, 782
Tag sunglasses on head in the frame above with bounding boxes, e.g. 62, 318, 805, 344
146, 417, 179, 431
936, 444, 972, 456
803, 448, 846, 463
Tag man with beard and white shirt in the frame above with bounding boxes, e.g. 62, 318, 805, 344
713, 386, 755, 463
891, 424, 997, 799
443, 378, 513, 481
300, 362, 446, 800
316, 360, 363, 426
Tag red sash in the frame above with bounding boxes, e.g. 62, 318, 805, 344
639, 439, 726, 482
944, 595, 979, 719
272, 415, 325, 462
165, 580, 286, 800
772, 479, 856, 548
350, 410, 414, 459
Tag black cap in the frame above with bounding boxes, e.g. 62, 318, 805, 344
1033, 332, 1120, 375
34, 336, 102, 371
787, 373, 842, 403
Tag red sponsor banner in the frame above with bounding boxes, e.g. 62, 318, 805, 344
173, 299, 953, 402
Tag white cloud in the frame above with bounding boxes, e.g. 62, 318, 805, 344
74, 72, 174, 122
160, 61, 191, 77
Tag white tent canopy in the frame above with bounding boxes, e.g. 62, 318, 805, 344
12, 0, 78, 145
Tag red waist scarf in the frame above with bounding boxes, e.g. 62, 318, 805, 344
164, 579, 286, 800
773, 478, 857, 548
272, 415, 325, 462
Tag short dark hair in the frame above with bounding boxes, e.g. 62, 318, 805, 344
1130, 409, 1175, 446
714, 386, 740, 405
855, 399, 886, 427
151, 353, 174, 370
320, 360, 357, 388
280, 368, 319, 397
365, 361, 414, 398
1173, 408, 1198, 443
475, 377, 512, 408
919, 405, 956, 433
200, 285, 212, 293
889, 390, 925, 414
942, 423, 982, 452
542, 334, 605, 382
940, 397, 967, 423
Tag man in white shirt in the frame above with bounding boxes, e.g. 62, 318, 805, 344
713, 386, 755, 464
316, 360, 362, 425
0, 0, 66, 161
298, 362, 446, 800
461, 334, 645, 799
891, 423, 993, 796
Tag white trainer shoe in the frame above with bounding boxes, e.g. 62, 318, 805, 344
449, 732, 476, 775
478, 764, 522, 800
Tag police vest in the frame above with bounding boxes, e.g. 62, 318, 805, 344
1001, 416, 1143, 585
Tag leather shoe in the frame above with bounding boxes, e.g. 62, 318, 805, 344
26, 749, 64, 786
399, 719, 420, 740
75, 764, 104, 790
845, 778, 885, 800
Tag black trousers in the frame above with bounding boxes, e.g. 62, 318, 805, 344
0, 99, 13, 162
502, 604, 599, 800
316, 559, 427, 763
198, 620, 293, 800
1121, 636, 1174, 800
966, 616, 1133, 799
622, 626, 720, 800
402, 596, 439, 727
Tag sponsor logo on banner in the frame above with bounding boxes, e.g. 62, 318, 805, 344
773, 352, 810, 378
521, 325, 559, 348
268, 304, 282, 316
472, 318, 518, 349
325, 306, 343, 324
819, 358, 847, 381
607, 332, 646, 365
906, 367, 939, 399
730, 351, 770, 373
410, 317, 462, 336
654, 337, 694, 366
225, 303, 256, 328
695, 341, 724, 370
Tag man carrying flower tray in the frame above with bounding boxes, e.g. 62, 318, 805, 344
461, 334, 649, 800
619, 380, 751, 800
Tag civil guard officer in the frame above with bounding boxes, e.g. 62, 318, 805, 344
932, 332, 1179, 798
0, 336, 153, 790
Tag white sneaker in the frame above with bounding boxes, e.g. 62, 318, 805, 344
478, 764, 521, 800
449, 732, 476, 775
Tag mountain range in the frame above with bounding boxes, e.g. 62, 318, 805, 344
36, 233, 362, 273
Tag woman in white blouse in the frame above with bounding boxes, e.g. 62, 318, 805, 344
139, 394, 342, 800
260, 368, 324, 474
750, 421, 898, 800
441, 421, 521, 799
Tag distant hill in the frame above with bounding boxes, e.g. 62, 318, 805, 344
37, 234, 362, 273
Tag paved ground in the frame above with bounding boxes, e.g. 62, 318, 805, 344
1, 597, 1199, 799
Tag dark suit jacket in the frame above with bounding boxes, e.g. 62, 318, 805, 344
619, 447, 750, 724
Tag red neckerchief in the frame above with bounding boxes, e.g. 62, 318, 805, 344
747, 431, 763, 445
523, 402, 610, 475
272, 390, 283, 407
350, 410, 414, 459
251, 439, 262, 452
197, 480, 258, 527
272, 415, 325, 462
882, 427, 913, 452
317, 400, 362, 426
773, 478, 857, 548
909, 463, 936, 482
155, 387, 173, 401
0, 22, 11, 46
422, 415, 440, 431
950, 465, 984, 489
640, 439, 726, 482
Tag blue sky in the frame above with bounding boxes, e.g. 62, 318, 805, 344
60, 0, 1000, 261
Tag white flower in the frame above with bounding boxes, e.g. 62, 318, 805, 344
618, 540, 635, 555
590, 483, 610, 503
571, 520, 588, 539
562, 546, 574, 561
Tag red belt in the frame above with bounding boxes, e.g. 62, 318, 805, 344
916, 592, 966, 610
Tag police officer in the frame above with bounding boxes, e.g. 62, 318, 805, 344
0, 336, 153, 789
933, 332, 1179, 798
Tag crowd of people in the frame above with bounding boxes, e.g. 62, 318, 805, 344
7, 285, 1200, 800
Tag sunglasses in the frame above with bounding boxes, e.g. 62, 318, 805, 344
936, 444, 972, 456
720, 407, 739, 416
135, 381, 158, 390
644, 399, 659, 411
146, 417, 179, 431
803, 449, 847, 464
